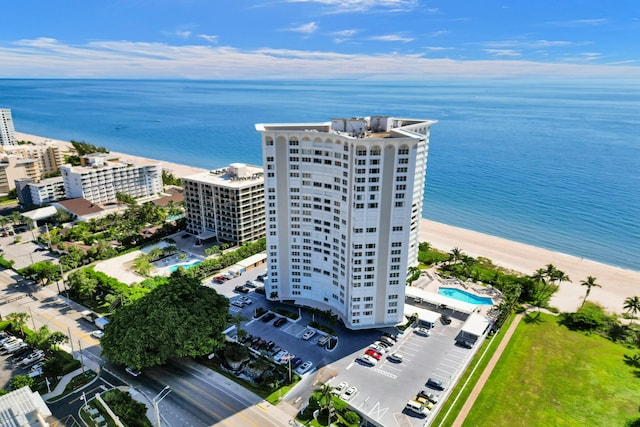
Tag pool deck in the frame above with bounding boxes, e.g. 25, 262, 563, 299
412, 267, 503, 318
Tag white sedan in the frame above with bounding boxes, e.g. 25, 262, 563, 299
342, 386, 358, 401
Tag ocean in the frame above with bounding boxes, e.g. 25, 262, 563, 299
1, 79, 639, 271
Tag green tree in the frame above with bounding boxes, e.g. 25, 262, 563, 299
10, 375, 35, 391
579, 276, 601, 308
7, 312, 30, 338
47, 332, 68, 350
448, 247, 464, 265
623, 296, 640, 323
101, 275, 229, 368
20, 261, 60, 286
70, 140, 109, 155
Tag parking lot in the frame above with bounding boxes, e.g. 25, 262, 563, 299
204, 267, 483, 427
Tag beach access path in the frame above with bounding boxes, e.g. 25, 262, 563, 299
18, 132, 640, 315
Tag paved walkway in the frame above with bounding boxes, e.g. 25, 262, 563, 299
450, 312, 524, 426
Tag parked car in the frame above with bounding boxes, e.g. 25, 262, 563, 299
415, 327, 431, 337
234, 286, 250, 294
379, 336, 394, 346
7, 343, 28, 354
291, 357, 303, 368
261, 312, 276, 323
230, 300, 245, 308
382, 332, 397, 341
441, 314, 452, 325
317, 335, 331, 346
255, 287, 266, 295
302, 329, 316, 340
369, 344, 387, 354
21, 350, 45, 366
265, 341, 275, 351
332, 381, 348, 395
244, 280, 257, 288
426, 377, 445, 391
273, 317, 287, 327
295, 361, 314, 375
387, 352, 404, 363
268, 345, 281, 356
356, 355, 377, 366
278, 353, 295, 365
238, 296, 252, 305
417, 390, 439, 404
342, 386, 358, 401
273, 350, 287, 362
364, 349, 382, 360
405, 400, 429, 417
28, 367, 44, 378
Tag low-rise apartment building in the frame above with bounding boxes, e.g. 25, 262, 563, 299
15, 176, 66, 206
183, 163, 265, 244
0, 155, 38, 193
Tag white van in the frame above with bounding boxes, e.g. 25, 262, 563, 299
405, 400, 429, 417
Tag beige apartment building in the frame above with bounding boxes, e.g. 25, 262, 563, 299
2, 143, 64, 176
0, 156, 38, 193
183, 163, 265, 244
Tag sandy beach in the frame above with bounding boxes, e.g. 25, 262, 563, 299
17, 132, 640, 315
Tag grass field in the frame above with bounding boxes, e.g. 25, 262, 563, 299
463, 313, 640, 426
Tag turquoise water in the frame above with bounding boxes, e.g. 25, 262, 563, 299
438, 287, 494, 305
168, 259, 202, 273
2, 79, 638, 270
167, 214, 184, 221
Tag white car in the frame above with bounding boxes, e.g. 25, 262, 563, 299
91, 330, 105, 339
332, 381, 348, 395
238, 296, 253, 305
295, 361, 313, 375
342, 386, 358, 401
369, 343, 387, 354
415, 327, 431, 337
356, 355, 377, 366
125, 366, 141, 377
302, 329, 316, 340
387, 352, 404, 363
28, 367, 43, 378
21, 350, 45, 366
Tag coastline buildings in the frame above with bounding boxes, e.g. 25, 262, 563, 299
15, 176, 66, 206
256, 116, 435, 330
0, 108, 16, 146
183, 163, 265, 244
60, 153, 162, 205
0, 155, 38, 193
3, 143, 64, 176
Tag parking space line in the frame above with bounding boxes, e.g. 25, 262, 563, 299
371, 367, 397, 379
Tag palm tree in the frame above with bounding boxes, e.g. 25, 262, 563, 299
406, 266, 420, 286
448, 247, 463, 265
317, 383, 334, 419
623, 296, 640, 324
579, 276, 601, 307
7, 312, 30, 337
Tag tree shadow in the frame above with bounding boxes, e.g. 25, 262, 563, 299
523, 311, 545, 324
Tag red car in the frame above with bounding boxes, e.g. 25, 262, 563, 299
364, 349, 382, 360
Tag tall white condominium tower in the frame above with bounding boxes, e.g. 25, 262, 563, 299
256, 116, 436, 330
0, 109, 17, 146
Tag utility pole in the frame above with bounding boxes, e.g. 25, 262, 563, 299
153, 386, 172, 427
78, 339, 85, 375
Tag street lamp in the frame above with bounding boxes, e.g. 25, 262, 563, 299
154, 386, 172, 427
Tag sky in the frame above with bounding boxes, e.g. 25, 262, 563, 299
1, 0, 639, 79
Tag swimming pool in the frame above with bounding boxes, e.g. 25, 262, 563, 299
438, 287, 494, 305
168, 259, 202, 273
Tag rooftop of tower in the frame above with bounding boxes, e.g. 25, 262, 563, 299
256, 115, 436, 139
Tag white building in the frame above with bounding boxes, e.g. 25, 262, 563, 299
16, 176, 66, 206
0, 108, 16, 146
183, 163, 265, 244
60, 153, 162, 205
256, 116, 436, 330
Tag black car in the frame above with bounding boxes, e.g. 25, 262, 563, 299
265, 340, 275, 351
382, 332, 397, 341
261, 312, 276, 323
426, 377, 446, 391
273, 317, 287, 327
255, 287, 266, 295
234, 285, 250, 294
441, 314, 452, 325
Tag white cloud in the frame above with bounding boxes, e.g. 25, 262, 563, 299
369, 34, 414, 42
332, 29, 358, 37
484, 40, 573, 49
284, 0, 418, 13
484, 49, 521, 57
425, 46, 453, 51
1, 38, 639, 79
199, 34, 219, 44
544, 18, 609, 27
429, 30, 450, 37
287, 22, 319, 34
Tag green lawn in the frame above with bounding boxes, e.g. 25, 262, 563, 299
463, 313, 640, 427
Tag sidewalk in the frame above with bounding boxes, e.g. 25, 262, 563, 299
451, 312, 524, 426
41, 366, 97, 401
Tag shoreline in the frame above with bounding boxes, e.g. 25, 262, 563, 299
17, 132, 640, 314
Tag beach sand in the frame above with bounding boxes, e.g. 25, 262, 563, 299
18, 132, 640, 315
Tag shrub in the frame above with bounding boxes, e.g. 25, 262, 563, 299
562, 302, 610, 331
102, 388, 150, 427
343, 410, 360, 426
